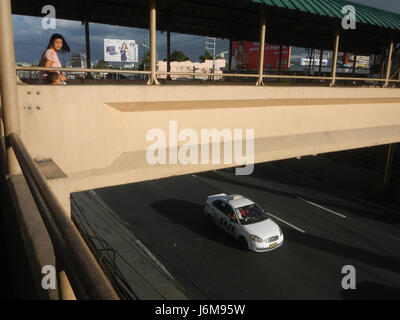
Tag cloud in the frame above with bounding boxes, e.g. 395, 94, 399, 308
12, 0, 398, 63
350, 0, 400, 13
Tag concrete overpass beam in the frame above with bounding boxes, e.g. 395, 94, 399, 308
35, 159, 71, 218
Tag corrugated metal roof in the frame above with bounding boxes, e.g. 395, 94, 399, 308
255, 0, 400, 30
11, 0, 400, 55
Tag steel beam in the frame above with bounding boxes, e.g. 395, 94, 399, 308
256, 5, 266, 86
384, 40, 394, 88
330, 25, 340, 87
148, 0, 160, 85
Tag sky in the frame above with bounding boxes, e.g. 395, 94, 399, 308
12, 0, 400, 65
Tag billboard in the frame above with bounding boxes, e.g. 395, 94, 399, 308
232, 41, 291, 71
104, 39, 138, 63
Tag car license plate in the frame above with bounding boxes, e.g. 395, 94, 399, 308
269, 243, 277, 248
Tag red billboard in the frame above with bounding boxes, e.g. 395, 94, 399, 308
232, 41, 291, 71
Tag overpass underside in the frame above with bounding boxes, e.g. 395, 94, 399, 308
16, 84, 400, 212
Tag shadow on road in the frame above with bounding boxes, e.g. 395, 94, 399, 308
198, 170, 400, 225
283, 227, 400, 275
340, 282, 400, 300
150, 199, 243, 250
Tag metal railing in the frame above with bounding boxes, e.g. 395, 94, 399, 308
4, 132, 120, 300
15, 66, 400, 85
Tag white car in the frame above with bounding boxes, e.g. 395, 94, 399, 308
204, 194, 283, 252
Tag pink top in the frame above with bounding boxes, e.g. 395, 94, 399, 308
39, 49, 62, 84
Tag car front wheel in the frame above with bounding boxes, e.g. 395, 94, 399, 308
238, 236, 249, 251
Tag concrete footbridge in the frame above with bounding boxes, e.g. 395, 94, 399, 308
1, 0, 400, 300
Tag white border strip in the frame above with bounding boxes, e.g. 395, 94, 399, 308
296, 196, 347, 218
136, 240, 176, 281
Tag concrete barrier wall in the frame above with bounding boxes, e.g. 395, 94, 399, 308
16, 85, 400, 193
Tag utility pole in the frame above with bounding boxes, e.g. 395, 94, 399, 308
142, 37, 147, 81
205, 37, 216, 80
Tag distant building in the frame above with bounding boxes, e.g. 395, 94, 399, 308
158, 59, 226, 80
301, 58, 329, 66
16, 61, 38, 79
69, 53, 87, 68
354, 55, 370, 69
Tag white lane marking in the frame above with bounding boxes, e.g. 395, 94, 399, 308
296, 196, 347, 218
266, 212, 306, 234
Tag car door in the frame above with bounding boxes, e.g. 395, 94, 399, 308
224, 205, 239, 237
216, 202, 236, 237
211, 200, 226, 229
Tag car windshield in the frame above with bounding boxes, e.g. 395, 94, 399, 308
235, 204, 269, 225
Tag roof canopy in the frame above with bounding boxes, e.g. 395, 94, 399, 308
11, 0, 400, 54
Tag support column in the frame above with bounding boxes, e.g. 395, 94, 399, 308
318, 49, 324, 73
278, 43, 283, 75
256, 5, 266, 86
352, 54, 357, 76
84, 20, 93, 79
375, 144, 396, 199
0, 95, 6, 173
84, 21, 91, 69
148, 0, 160, 85
0, 0, 21, 175
330, 24, 340, 87
384, 40, 394, 88
166, 29, 172, 81
228, 39, 233, 73
380, 51, 386, 78
226, 38, 233, 81
383, 144, 395, 190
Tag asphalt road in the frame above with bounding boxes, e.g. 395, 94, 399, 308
94, 163, 400, 300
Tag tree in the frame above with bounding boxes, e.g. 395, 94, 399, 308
199, 51, 213, 62
170, 50, 190, 62
94, 60, 111, 69
139, 52, 150, 70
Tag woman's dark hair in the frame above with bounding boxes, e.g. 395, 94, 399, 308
47, 33, 70, 52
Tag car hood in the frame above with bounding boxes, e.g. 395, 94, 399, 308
242, 218, 280, 239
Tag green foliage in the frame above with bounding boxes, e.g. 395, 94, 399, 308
139, 52, 150, 70
94, 60, 111, 69
199, 51, 213, 62
170, 50, 190, 62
